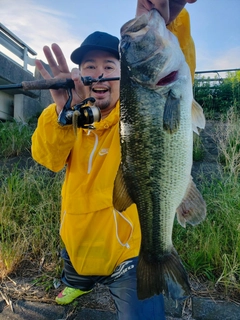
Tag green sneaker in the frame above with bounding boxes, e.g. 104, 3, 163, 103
55, 286, 92, 305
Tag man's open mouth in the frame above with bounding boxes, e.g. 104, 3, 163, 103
92, 87, 108, 94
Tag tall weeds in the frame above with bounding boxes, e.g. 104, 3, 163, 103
0, 120, 34, 157
216, 106, 240, 179
0, 163, 64, 278
174, 106, 240, 297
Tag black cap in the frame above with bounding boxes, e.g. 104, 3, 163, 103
70, 31, 120, 65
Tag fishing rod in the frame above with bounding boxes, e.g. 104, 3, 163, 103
0, 75, 120, 91
0, 75, 120, 130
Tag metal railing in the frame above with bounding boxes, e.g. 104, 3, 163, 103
0, 23, 37, 71
194, 68, 240, 82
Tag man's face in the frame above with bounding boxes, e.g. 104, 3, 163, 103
80, 50, 120, 118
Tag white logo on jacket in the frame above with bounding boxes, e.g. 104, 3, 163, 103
99, 148, 109, 156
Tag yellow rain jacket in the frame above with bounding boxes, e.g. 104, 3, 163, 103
167, 8, 196, 82
32, 9, 195, 276
32, 102, 141, 275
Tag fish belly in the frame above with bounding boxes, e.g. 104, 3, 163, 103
120, 83, 192, 300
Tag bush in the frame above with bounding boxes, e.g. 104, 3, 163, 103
194, 71, 240, 117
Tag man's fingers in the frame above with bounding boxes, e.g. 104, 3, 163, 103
71, 68, 85, 102
35, 59, 52, 79
52, 43, 70, 74
136, 0, 170, 23
42, 44, 69, 77
43, 45, 61, 77
153, 0, 170, 23
136, 0, 197, 23
71, 68, 81, 81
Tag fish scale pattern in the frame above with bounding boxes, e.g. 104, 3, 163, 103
115, 9, 198, 300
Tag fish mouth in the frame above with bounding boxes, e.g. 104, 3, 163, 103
120, 12, 149, 36
156, 71, 178, 86
121, 9, 161, 36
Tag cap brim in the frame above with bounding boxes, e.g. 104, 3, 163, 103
71, 45, 119, 64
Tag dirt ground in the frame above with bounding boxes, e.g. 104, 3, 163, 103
0, 257, 239, 320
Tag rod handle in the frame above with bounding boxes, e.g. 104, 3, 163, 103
21, 78, 74, 90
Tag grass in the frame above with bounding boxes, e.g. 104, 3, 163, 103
0, 112, 239, 299
0, 120, 35, 157
0, 119, 64, 278
193, 132, 205, 161
216, 107, 240, 179
174, 176, 240, 291
174, 106, 240, 297
0, 163, 64, 278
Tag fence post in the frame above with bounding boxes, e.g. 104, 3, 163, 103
23, 47, 28, 71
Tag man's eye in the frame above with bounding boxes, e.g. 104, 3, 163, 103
105, 66, 115, 73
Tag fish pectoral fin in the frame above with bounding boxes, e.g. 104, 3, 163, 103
113, 166, 133, 212
192, 99, 206, 134
176, 177, 207, 228
163, 90, 180, 133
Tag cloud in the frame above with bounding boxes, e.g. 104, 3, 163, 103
196, 46, 240, 72
213, 47, 240, 70
1, 0, 82, 70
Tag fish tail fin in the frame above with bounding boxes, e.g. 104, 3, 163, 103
137, 248, 191, 300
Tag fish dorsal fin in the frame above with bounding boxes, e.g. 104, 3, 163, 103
113, 165, 133, 212
176, 176, 207, 228
163, 90, 180, 133
192, 99, 206, 134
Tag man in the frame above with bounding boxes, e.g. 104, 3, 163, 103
32, 1, 197, 319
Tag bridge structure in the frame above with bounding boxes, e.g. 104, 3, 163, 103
0, 23, 52, 122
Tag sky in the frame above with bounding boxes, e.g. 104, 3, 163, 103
1, 0, 240, 76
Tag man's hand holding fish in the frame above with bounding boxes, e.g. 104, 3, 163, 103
136, 0, 197, 23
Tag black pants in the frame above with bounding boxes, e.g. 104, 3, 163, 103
60, 249, 166, 320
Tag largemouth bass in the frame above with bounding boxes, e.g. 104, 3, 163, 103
113, 9, 206, 301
